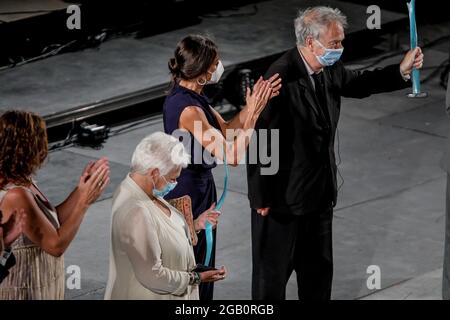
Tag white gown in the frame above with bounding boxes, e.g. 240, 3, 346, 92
104, 174, 199, 300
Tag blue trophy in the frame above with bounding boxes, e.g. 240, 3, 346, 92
407, 0, 427, 98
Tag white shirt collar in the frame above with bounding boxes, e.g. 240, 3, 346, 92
299, 48, 323, 75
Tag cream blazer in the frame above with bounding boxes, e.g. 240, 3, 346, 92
104, 174, 199, 300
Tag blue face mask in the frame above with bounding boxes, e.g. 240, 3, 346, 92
152, 176, 177, 198
315, 40, 344, 67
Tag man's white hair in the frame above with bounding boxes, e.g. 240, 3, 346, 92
294, 6, 348, 46
131, 132, 190, 175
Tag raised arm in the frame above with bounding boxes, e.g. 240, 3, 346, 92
56, 158, 110, 224
0, 165, 109, 257
340, 48, 423, 98
179, 79, 273, 166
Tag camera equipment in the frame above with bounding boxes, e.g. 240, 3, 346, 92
75, 122, 110, 148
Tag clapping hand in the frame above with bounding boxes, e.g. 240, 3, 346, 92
245, 77, 273, 117
266, 73, 282, 99
78, 158, 111, 206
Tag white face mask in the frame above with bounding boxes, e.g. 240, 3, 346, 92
207, 60, 224, 84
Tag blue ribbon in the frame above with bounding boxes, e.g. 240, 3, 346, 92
407, 0, 421, 94
204, 145, 229, 266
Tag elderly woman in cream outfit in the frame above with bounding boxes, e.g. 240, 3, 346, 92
105, 132, 226, 300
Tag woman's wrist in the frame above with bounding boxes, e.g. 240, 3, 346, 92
246, 104, 257, 118
73, 187, 91, 212
251, 112, 260, 122
244, 114, 258, 130
69, 187, 87, 208
193, 220, 201, 233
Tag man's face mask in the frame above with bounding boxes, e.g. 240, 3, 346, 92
314, 39, 344, 67
207, 60, 224, 84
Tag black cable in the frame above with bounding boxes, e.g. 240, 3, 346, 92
48, 139, 74, 152
0, 21, 141, 72
0, 40, 77, 72
48, 120, 76, 152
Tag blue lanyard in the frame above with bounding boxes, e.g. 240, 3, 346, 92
204, 144, 229, 266
407, 0, 421, 94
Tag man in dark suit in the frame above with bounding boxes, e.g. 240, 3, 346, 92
247, 6, 424, 300
0, 209, 24, 284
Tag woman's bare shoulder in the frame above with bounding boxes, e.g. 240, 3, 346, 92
1, 187, 35, 209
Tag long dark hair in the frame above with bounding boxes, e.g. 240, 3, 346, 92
168, 34, 218, 83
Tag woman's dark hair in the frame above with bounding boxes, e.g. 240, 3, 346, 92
0, 110, 48, 189
168, 34, 218, 81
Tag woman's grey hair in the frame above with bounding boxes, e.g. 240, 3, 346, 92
131, 132, 190, 175
294, 6, 348, 46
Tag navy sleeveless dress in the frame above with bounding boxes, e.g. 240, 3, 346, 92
163, 83, 221, 301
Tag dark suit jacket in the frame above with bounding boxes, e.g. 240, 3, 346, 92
247, 47, 410, 215
0, 252, 16, 284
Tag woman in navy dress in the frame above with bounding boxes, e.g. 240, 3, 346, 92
163, 35, 281, 300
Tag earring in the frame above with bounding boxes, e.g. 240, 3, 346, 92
197, 77, 207, 86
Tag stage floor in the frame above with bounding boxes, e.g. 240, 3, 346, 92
0, 0, 406, 118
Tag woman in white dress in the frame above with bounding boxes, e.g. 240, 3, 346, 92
105, 132, 226, 300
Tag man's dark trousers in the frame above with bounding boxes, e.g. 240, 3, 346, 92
251, 206, 333, 300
